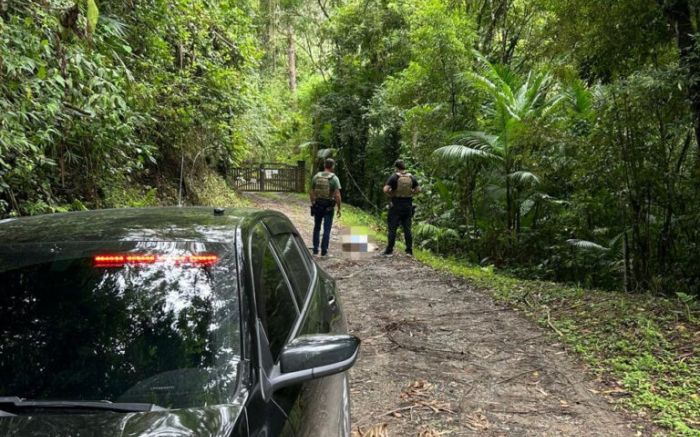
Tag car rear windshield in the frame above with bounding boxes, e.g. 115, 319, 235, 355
0, 241, 241, 410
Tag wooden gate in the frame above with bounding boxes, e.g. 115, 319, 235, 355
231, 161, 306, 192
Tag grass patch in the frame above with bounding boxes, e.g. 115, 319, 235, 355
337, 202, 700, 435
339, 205, 386, 240
188, 172, 249, 207
104, 185, 160, 208
105, 172, 248, 209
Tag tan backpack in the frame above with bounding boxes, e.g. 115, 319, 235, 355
313, 173, 334, 201
394, 172, 414, 197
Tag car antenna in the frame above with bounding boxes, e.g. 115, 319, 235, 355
177, 150, 184, 207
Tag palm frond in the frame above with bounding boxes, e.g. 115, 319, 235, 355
607, 229, 631, 258
433, 145, 501, 164
514, 81, 529, 114
488, 63, 520, 99
463, 71, 498, 95
537, 193, 569, 205
507, 170, 540, 186
524, 72, 550, 105
540, 94, 567, 119
453, 131, 499, 149
566, 239, 609, 251
465, 54, 517, 102
502, 100, 523, 122
498, 64, 522, 90
566, 79, 593, 116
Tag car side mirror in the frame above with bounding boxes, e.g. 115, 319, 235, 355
270, 334, 360, 393
256, 320, 361, 401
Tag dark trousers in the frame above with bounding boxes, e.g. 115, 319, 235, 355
313, 207, 334, 255
386, 206, 413, 254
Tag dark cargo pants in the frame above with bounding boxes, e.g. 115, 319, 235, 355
385, 205, 412, 254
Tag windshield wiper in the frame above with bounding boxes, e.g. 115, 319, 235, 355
0, 397, 166, 415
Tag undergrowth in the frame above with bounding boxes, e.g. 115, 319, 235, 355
104, 185, 160, 208
337, 202, 700, 435
186, 172, 249, 208
18, 172, 247, 216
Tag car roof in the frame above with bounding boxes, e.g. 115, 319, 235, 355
0, 207, 270, 244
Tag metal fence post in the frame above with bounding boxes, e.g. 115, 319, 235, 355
259, 164, 265, 191
297, 161, 306, 192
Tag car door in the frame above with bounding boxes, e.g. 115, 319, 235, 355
269, 230, 350, 437
245, 222, 302, 436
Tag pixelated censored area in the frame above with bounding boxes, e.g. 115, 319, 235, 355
341, 227, 378, 259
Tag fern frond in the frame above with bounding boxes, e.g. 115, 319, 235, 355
566, 239, 609, 251
433, 145, 500, 163
508, 170, 541, 186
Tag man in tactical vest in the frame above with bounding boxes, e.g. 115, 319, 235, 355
382, 159, 420, 256
310, 158, 342, 256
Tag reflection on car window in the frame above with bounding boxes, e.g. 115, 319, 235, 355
0, 241, 241, 410
251, 224, 299, 361
272, 233, 312, 306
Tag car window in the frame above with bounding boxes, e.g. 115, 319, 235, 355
251, 224, 299, 361
0, 241, 241, 410
272, 233, 312, 306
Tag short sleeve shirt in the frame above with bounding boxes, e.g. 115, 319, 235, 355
312, 172, 341, 192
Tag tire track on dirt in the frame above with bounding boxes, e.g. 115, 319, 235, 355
245, 193, 654, 436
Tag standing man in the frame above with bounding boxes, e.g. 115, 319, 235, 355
383, 159, 420, 256
310, 158, 342, 256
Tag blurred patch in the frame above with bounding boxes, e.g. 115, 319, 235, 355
341, 226, 378, 259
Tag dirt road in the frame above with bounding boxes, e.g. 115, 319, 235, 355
247, 193, 650, 436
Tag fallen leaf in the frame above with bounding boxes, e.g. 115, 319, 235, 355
352, 423, 389, 437
463, 410, 490, 430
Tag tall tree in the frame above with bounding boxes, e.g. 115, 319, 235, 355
287, 21, 297, 93
659, 0, 700, 156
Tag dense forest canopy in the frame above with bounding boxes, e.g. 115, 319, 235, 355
2, 0, 700, 295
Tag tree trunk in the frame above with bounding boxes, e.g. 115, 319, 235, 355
623, 230, 630, 292
287, 22, 297, 94
661, 0, 700, 154
630, 197, 649, 291
658, 132, 692, 273
481, 0, 509, 55
260, 0, 277, 71
505, 177, 511, 230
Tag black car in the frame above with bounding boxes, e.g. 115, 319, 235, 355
0, 207, 359, 436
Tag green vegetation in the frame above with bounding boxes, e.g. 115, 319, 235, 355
305, 0, 700, 299
4, 0, 700, 432
0, 0, 313, 214
340, 202, 700, 434
4, 0, 700, 295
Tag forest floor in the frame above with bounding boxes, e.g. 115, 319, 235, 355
245, 192, 659, 436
